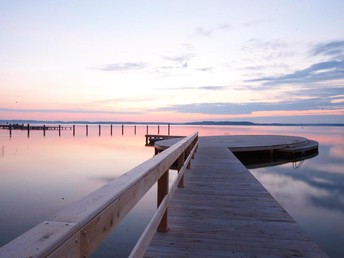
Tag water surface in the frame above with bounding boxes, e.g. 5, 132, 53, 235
0, 125, 343, 257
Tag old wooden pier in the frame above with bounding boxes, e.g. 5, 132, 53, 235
0, 132, 327, 257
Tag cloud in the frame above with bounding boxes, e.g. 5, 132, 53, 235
312, 40, 344, 58
194, 24, 231, 38
242, 39, 288, 52
196, 66, 213, 72
247, 60, 344, 85
155, 98, 342, 115
243, 19, 270, 27
163, 86, 227, 91
159, 63, 188, 70
241, 39, 294, 60
163, 53, 195, 64
94, 62, 147, 71
195, 26, 212, 37
84, 97, 155, 106
0, 108, 142, 115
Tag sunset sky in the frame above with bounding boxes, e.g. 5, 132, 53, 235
1, 1, 344, 123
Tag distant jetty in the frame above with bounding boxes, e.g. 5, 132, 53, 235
0, 124, 71, 130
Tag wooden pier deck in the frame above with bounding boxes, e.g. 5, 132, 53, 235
145, 138, 327, 257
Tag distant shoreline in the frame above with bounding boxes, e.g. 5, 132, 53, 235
1, 119, 344, 127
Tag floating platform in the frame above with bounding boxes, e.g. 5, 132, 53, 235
155, 135, 318, 157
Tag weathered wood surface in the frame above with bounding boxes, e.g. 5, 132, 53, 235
145, 138, 328, 258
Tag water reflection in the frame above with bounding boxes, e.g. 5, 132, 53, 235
0, 125, 155, 249
246, 128, 344, 258
234, 150, 318, 169
0, 125, 343, 257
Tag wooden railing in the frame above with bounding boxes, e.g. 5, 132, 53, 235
0, 132, 198, 258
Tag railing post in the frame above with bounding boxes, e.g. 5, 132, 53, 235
177, 152, 185, 187
192, 137, 198, 157
186, 146, 191, 169
157, 170, 169, 232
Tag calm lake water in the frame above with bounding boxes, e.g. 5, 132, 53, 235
0, 125, 343, 257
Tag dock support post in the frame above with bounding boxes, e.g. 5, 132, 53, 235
58, 125, 61, 137
27, 124, 30, 138
86, 125, 88, 136
110, 124, 113, 136
157, 170, 169, 232
134, 125, 136, 135
99, 125, 101, 136
158, 125, 160, 135
177, 153, 185, 187
122, 124, 124, 135
146, 125, 148, 134
168, 123, 170, 136
73, 125, 75, 136
186, 146, 191, 169
9, 124, 12, 137
43, 125, 46, 137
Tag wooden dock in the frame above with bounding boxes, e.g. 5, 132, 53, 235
0, 124, 71, 130
145, 137, 327, 257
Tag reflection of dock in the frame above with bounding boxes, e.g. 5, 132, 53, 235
0, 133, 327, 257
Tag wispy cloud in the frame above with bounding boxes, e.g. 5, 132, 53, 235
163, 86, 227, 91
194, 24, 231, 38
241, 39, 294, 60
247, 60, 344, 85
155, 98, 343, 115
0, 108, 142, 115
159, 63, 188, 70
163, 53, 195, 64
243, 19, 271, 27
84, 97, 155, 106
196, 66, 213, 72
94, 62, 147, 71
312, 40, 344, 58
157, 52, 195, 70
195, 26, 212, 37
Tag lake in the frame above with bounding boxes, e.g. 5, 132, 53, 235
0, 125, 343, 257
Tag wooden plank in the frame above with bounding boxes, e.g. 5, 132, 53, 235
0, 221, 79, 258
145, 138, 328, 258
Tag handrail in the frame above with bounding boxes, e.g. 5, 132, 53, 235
0, 132, 198, 258
129, 135, 198, 257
